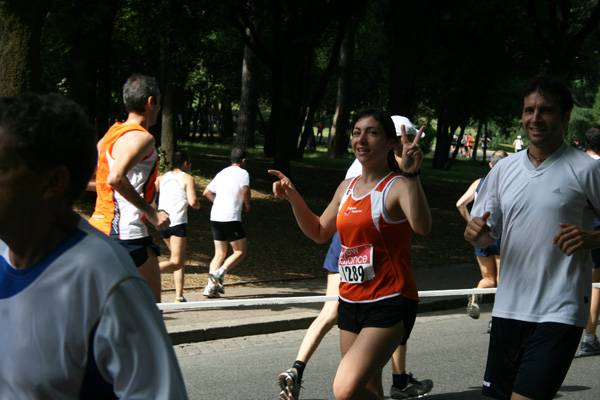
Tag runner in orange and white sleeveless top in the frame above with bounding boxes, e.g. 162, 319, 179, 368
337, 173, 417, 303
270, 108, 431, 400
88, 74, 169, 303
91, 123, 159, 238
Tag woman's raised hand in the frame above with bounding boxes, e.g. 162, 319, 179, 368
268, 170, 297, 201
400, 124, 426, 173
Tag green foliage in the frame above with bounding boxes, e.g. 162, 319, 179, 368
425, 154, 489, 183
568, 106, 596, 146
593, 86, 600, 121
496, 143, 515, 154
157, 147, 170, 174
419, 127, 435, 156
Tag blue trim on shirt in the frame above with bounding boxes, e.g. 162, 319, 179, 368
0, 228, 87, 299
79, 322, 118, 399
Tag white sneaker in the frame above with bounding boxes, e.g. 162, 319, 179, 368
467, 293, 481, 319
209, 269, 225, 294
203, 282, 220, 298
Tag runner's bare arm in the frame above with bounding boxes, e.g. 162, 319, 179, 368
242, 185, 251, 212
184, 174, 200, 210
107, 131, 169, 230
456, 178, 481, 222
394, 125, 431, 236
202, 186, 215, 203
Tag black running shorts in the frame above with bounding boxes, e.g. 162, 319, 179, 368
482, 317, 582, 400
337, 294, 417, 344
210, 220, 246, 242
160, 223, 188, 239
116, 236, 161, 267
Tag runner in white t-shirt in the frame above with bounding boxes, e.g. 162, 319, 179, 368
202, 148, 251, 297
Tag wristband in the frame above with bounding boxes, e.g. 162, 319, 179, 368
401, 169, 421, 178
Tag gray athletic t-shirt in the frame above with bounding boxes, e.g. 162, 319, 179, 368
472, 143, 600, 327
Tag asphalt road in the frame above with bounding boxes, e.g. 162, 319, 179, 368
175, 305, 600, 399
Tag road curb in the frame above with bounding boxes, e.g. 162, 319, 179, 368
168, 294, 494, 345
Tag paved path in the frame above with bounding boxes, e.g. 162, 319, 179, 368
162, 263, 486, 344
174, 306, 600, 399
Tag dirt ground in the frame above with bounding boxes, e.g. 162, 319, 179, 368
75, 152, 475, 292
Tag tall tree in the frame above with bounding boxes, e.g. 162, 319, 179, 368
297, 11, 348, 159
526, 0, 600, 75
67, 0, 120, 132
0, 0, 51, 96
235, 16, 261, 150
386, 0, 426, 119
328, 18, 357, 158
235, 0, 351, 175
161, 40, 177, 165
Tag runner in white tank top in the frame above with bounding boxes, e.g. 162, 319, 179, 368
156, 150, 200, 302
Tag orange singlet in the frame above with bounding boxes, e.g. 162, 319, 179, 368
90, 123, 158, 239
336, 173, 418, 303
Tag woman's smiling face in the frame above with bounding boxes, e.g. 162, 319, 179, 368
351, 115, 394, 166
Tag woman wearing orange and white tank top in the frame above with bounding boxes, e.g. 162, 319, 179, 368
269, 108, 431, 400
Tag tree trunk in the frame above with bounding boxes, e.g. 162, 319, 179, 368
472, 120, 483, 162
0, 0, 50, 96
221, 95, 234, 142
387, 0, 423, 118
329, 20, 357, 158
432, 109, 450, 169
234, 0, 350, 173
161, 47, 177, 167
95, 23, 114, 136
297, 14, 347, 159
236, 23, 260, 150
192, 95, 202, 142
64, 0, 118, 135
527, 0, 600, 75
481, 122, 489, 164
444, 123, 465, 170
295, 53, 311, 161
269, 53, 305, 176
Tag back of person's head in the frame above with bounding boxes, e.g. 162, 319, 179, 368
0, 93, 97, 206
585, 125, 600, 153
490, 150, 508, 167
231, 148, 247, 164
123, 74, 160, 113
172, 150, 191, 169
522, 75, 573, 114
352, 108, 400, 173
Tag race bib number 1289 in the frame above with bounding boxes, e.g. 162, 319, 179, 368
338, 244, 375, 284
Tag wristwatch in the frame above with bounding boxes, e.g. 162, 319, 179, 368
401, 169, 421, 178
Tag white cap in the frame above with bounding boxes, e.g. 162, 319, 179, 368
391, 115, 424, 138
